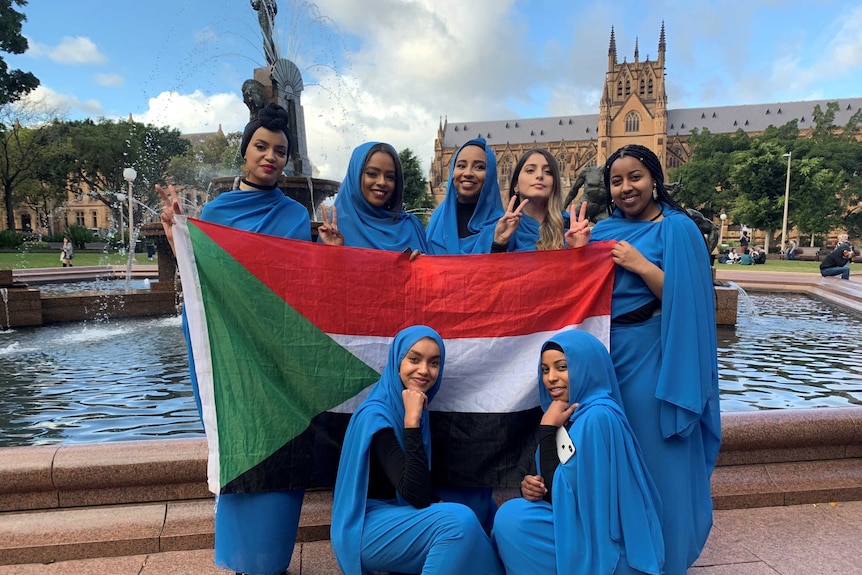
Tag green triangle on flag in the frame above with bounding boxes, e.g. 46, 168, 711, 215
189, 222, 381, 486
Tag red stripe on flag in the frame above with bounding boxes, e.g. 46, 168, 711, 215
191, 219, 614, 339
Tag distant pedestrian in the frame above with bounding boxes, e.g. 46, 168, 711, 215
60, 237, 74, 267
146, 243, 155, 260
820, 245, 853, 280
739, 231, 749, 250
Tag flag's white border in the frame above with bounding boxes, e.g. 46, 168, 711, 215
173, 216, 221, 493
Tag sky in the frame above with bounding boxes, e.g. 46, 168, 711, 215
6, 0, 862, 181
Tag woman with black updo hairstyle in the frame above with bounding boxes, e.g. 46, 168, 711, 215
565, 144, 720, 575
157, 102, 338, 575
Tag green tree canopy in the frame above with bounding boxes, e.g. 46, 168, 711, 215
0, 0, 38, 106
399, 148, 435, 225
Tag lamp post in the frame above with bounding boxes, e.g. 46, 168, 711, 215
123, 168, 137, 257
780, 152, 791, 256
719, 213, 727, 247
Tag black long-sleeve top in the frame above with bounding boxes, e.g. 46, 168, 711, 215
368, 427, 434, 508
456, 201, 507, 252
537, 424, 561, 504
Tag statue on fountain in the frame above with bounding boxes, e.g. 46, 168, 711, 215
247, 0, 312, 176
563, 165, 608, 223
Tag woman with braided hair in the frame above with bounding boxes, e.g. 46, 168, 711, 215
565, 144, 720, 575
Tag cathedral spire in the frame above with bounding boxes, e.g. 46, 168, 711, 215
608, 26, 617, 68
658, 21, 666, 67
634, 37, 639, 62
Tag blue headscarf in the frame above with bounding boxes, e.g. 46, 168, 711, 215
590, 203, 721, 471
332, 142, 428, 252
331, 326, 445, 575
540, 330, 664, 575
425, 138, 504, 254
200, 188, 311, 241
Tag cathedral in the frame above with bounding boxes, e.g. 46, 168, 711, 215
430, 24, 862, 202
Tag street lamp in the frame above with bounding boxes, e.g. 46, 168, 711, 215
719, 213, 727, 246
123, 168, 137, 257
780, 152, 791, 256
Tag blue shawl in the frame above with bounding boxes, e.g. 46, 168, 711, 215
331, 326, 446, 575
540, 330, 664, 575
200, 188, 311, 241
425, 138, 503, 254
333, 142, 428, 252
590, 204, 721, 470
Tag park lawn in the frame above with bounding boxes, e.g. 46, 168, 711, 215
717, 259, 821, 273
0, 252, 157, 268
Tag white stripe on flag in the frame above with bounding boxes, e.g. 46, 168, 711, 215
329, 315, 608, 414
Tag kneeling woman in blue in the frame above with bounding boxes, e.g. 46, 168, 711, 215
331, 326, 504, 575
492, 330, 664, 575
319, 141, 428, 253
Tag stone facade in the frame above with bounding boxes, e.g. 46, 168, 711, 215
431, 25, 862, 204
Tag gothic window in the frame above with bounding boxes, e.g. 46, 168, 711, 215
648, 79, 653, 96
625, 111, 640, 133
617, 81, 622, 97
639, 79, 645, 95
625, 79, 631, 96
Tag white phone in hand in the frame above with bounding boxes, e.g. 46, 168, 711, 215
556, 426, 575, 464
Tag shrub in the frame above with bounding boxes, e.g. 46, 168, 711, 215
0, 230, 23, 250
65, 225, 94, 250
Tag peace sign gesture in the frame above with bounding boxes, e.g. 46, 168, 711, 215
156, 184, 183, 254
493, 195, 529, 246
564, 201, 591, 249
317, 204, 344, 246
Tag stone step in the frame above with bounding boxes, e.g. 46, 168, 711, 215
0, 492, 332, 566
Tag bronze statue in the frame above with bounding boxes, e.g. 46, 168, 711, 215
564, 165, 608, 223
685, 208, 720, 256
251, 0, 279, 66
242, 79, 269, 123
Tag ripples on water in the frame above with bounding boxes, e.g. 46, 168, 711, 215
718, 293, 862, 411
1, 292, 860, 447
0, 315, 202, 447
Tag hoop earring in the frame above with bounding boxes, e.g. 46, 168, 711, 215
652, 181, 658, 201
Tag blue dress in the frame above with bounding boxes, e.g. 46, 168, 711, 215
331, 326, 503, 575
589, 204, 721, 575
187, 187, 311, 575
425, 138, 504, 254
492, 330, 664, 575
332, 141, 428, 252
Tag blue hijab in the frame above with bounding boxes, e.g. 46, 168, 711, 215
590, 204, 721, 471
425, 138, 504, 254
331, 326, 445, 575
200, 187, 311, 241
332, 142, 428, 252
540, 330, 664, 575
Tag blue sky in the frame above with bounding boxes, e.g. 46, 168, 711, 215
6, 0, 862, 179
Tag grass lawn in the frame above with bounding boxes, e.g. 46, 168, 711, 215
717, 259, 821, 273
0, 251, 157, 268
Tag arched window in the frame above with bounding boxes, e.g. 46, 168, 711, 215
625, 79, 631, 96
639, 79, 645, 95
648, 79, 653, 96
616, 81, 623, 97
625, 111, 640, 133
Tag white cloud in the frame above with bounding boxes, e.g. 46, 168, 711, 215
95, 73, 124, 88
18, 85, 102, 117
136, 90, 248, 135
28, 36, 108, 65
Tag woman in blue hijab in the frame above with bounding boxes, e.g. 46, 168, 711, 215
322, 142, 428, 253
565, 144, 721, 575
331, 326, 503, 575
492, 330, 664, 575
505, 148, 568, 251
426, 138, 525, 254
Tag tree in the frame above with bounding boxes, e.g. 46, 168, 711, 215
0, 0, 38, 106
165, 130, 242, 191
61, 118, 190, 226
399, 148, 435, 225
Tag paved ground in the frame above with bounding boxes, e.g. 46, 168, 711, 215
2, 500, 861, 575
